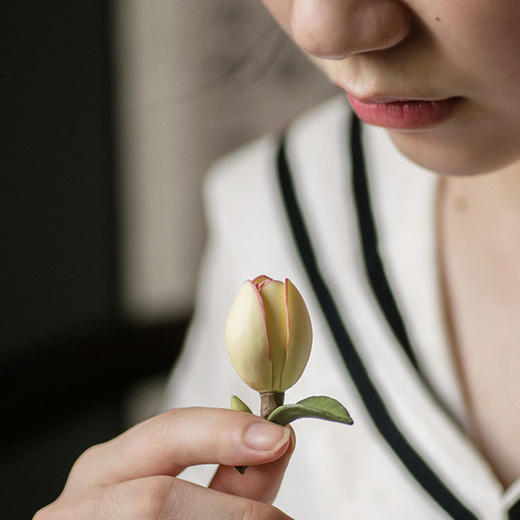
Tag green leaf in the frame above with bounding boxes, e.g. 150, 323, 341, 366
230, 396, 253, 475
267, 395, 353, 427
230, 395, 253, 414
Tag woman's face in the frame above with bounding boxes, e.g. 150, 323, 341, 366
261, 0, 520, 176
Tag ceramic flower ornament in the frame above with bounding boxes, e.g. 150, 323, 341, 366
226, 275, 353, 472
226, 276, 312, 393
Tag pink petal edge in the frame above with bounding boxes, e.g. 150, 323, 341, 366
251, 274, 273, 291
284, 279, 291, 352
247, 280, 272, 361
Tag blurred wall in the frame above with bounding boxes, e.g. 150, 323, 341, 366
2, 5, 337, 517
3, 2, 118, 360
114, 0, 337, 321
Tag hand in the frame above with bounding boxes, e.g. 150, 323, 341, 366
33, 407, 295, 519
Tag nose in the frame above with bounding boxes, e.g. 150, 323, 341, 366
290, 0, 411, 59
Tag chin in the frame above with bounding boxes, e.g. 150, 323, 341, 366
388, 128, 520, 177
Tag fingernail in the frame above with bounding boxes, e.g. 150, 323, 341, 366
244, 422, 290, 452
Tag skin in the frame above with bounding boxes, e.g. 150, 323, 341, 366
262, 0, 520, 177
261, 0, 520, 487
34, 409, 295, 519
36, 1, 520, 517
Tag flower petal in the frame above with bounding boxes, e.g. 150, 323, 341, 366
251, 274, 272, 290
280, 278, 312, 390
225, 281, 272, 391
258, 280, 287, 391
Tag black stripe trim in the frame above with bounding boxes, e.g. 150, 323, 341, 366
350, 114, 420, 372
349, 114, 458, 425
509, 498, 520, 520
276, 135, 478, 519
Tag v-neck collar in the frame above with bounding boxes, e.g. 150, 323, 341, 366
359, 116, 467, 426
361, 118, 520, 512
276, 99, 520, 518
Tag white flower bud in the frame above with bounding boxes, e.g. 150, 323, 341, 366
225, 275, 312, 392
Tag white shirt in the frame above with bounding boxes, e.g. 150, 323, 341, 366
163, 97, 520, 519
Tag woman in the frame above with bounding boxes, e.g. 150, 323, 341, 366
35, 1, 520, 518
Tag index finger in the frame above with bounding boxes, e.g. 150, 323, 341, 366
65, 407, 291, 493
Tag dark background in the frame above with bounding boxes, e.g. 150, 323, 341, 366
2, 3, 188, 518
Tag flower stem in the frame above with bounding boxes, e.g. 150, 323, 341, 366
260, 391, 285, 419
235, 392, 286, 474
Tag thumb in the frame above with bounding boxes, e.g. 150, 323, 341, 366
209, 425, 296, 504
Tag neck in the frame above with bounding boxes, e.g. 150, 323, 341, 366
443, 158, 520, 219
440, 158, 520, 257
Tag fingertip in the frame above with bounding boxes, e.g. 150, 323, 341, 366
287, 425, 296, 455
243, 422, 291, 456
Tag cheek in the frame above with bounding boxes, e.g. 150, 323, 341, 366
427, 2, 520, 95
260, 0, 293, 35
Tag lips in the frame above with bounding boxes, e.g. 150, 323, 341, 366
347, 93, 461, 129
